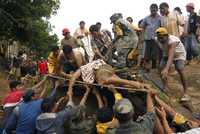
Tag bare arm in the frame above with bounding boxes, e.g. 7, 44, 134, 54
156, 107, 173, 134
31, 76, 47, 94
165, 44, 176, 71
155, 95, 176, 116
67, 69, 82, 99
79, 86, 91, 106
147, 92, 154, 112
93, 88, 104, 108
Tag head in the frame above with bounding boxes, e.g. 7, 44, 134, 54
79, 21, 85, 29
51, 46, 59, 56
97, 107, 114, 123
62, 45, 73, 56
113, 98, 134, 123
174, 7, 182, 14
156, 27, 169, 44
126, 17, 133, 24
89, 25, 99, 37
23, 89, 38, 102
159, 2, 169, 16
41, 98, 55, 113
110, 13, 123, 24
9, 81, 21, 91
62, 28, 71, 39
150, 3, 158, 16
96, 22, 102, 32
186, 3, 195, 13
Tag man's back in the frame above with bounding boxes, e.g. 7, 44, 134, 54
16, 99, 43, 134
116, 112, 155, 134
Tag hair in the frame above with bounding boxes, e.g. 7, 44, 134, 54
9, 81, 20, 89
62, 45, 73, 54
126, 17, 133, 23
172, 122, 191, 132
79, 21, 85, 25
89, 25, 99, 33
96, 107, 114, 123
138, 19, 143, 26
115, 112, 133, 123
174, 7, 182, 14
159, 2, 169, 8
96, 22, 101, 25
23, 89, 35, 103
150, 3, 158, 9
41, 98, 55, 113
51, 46, 59, 52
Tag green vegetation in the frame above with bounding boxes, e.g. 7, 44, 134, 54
0, 0, 60, 57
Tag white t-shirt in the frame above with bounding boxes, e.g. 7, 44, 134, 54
158, 35, 186, 61
175, 127, 200, 134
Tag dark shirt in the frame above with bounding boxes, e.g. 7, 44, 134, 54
116, 112, 156, 134
188, 13, 198, 34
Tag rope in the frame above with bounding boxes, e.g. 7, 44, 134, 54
48, 74, 148, 93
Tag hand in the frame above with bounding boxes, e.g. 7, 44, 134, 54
57, 96, 68, 105
148, 89, 158, 96
156, 107, 167, 119
161, 68, 168, 79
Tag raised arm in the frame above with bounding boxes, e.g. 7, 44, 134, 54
67, 69, 82, 99
31, 75, 48, 95
79, 86, 91, 106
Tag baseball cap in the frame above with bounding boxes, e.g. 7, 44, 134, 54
113, 98, 134, 114
62, 28, 70, 35
186, 3, 195, 9
156, 27, 168, 36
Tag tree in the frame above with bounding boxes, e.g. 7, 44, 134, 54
0, 0, 60, 57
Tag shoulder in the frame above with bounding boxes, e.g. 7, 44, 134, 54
168, 35, 180, 44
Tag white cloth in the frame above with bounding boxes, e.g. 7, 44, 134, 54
81, 36, 94, 62
157, 35, 186, 61
175, 127, 200, 134
80, 59, 106, 84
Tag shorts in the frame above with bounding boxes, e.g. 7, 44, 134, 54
160, 58, 185, 71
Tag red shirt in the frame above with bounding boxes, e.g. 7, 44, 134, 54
3, 89, 23, 107
38, 60, 48, 74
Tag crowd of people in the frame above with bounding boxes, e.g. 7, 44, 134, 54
1, 2, 200, 134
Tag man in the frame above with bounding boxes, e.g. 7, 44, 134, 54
47, 46, 60, 74
36, 89, 77, 134
61, 28, 82, 49
4, 76, 56, 134
184, 3, 199, 63
56, 45, 86, 78
89, 25, 113, 63
140, 4, 161, 70
159, 2, 184, 37
113, 92, 155, 134
74, 21, 89, 39
67, 59, 151, 99
2, 81, 23, 126
110, 13, 138, 68
126, 16, 141, 32
156, 27, 188, 101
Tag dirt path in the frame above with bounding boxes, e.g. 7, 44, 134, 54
148, 64, 200, 118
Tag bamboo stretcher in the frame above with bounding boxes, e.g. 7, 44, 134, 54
48, 74, 148, 93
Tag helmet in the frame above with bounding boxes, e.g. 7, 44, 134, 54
62, 28, 70, 35
110, 13, 123, 24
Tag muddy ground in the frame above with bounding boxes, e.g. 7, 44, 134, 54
0, 64, 200, 119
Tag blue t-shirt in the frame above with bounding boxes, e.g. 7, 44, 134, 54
17, 99, 43, 134
6, 99, 43, 134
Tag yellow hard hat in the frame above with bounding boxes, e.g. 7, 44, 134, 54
156, 27, 168, 36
